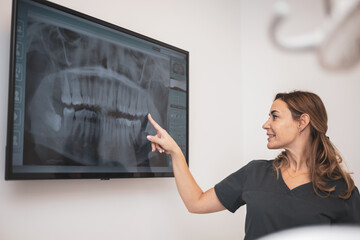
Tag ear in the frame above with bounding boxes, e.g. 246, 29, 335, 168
298, 113, 310, 132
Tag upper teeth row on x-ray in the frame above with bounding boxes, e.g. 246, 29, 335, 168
59, 67, 150, 118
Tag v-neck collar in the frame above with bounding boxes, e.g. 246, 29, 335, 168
279, 170, 313, 195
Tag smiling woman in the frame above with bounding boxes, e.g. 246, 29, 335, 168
262, 99, 305, 151
146, 90, 360, 240
262, 97, 313, 190
271, 91, 355, 199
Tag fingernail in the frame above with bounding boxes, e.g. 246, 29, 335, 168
147, 135, 151, 140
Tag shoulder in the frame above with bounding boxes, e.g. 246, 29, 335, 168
238, 160, 276, 183
245, 159, 274, 172
217, 160, 275, 186
217, 160, 274, 183
326, 178, 360, 199
326, 178, 346, 194
247, 159, 274, 166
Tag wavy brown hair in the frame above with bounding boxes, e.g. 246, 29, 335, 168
272, 91, 354, 199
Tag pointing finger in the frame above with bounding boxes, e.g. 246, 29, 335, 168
147, 113, 163, 132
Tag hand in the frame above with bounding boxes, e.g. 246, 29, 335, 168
146, 113, 181, 155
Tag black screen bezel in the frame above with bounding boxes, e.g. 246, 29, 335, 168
5, 0, 189, 180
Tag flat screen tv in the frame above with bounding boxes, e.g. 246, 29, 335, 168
6, 0, 189, 180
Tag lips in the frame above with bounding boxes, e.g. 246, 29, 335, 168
267, 134, 276, 140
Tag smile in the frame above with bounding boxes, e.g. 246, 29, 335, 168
267, 134, 276, 140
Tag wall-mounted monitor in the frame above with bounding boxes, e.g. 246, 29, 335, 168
6, 0, 189, 180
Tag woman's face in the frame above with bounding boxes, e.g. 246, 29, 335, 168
262, 99, 300, 150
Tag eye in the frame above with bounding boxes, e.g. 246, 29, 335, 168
272, 115, 278, 120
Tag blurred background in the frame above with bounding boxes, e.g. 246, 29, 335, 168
0, 0, 359, 239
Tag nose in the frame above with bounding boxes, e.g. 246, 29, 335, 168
262, 118, 270, 130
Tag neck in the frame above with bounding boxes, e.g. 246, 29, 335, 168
284, 149, 309, 172
284, 138, 312, 173
283, 125, 312, 173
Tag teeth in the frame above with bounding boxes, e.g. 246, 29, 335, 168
94, 78, 102, 107
61, 73, 71, 105
101, 80, 109, 110
73, 110, 86, 141
128, 88, 136, 116
83, 115, 91, 141
89, 76, 96, 106
26, 19, 171, 168
63, 107, 75, 136
138, 95, 148, 116
108, 81, 117, 111
121, 85, 129, 114
107, 117, 116, 142
83, 110, 98, 142
80, 77, 90, 106
70, 74, 82, 105
60, 70, 150, 118
116, 85, 123, 113
63, 109, 100, 165
118, 118, 130, 145
96, 116, 138, 166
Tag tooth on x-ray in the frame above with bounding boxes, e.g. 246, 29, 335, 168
25, 14, 170, 169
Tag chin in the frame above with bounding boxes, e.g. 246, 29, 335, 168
267, 143, 280, 149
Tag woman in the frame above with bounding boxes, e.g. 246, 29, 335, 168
146, 91, 360, 240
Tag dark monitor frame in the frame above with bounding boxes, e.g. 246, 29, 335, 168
5, 0, 189, 180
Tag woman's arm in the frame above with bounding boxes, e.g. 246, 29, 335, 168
146, 114, 225, 214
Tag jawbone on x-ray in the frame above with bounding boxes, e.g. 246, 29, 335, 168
25, 15, 170, 169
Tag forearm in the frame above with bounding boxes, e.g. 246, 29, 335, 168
170, 148, 204, 213
170, 148, 224, 213
146, 113, 224, 213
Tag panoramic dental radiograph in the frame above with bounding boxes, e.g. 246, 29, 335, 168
24, 15, 170, 171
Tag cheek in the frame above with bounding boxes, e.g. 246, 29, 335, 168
274, 122, 298, 140
281, 126, 299, 143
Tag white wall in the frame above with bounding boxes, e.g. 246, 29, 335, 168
0, 0, 359, 240
240, 0, 360, 188
0, 0, 243, 240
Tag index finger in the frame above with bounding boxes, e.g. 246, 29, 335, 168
147, 113, 163, 131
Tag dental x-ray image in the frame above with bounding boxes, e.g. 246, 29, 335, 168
23, 14, 171, 172
6, 0, 188, 180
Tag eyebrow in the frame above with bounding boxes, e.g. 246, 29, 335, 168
270, 110, 280, 115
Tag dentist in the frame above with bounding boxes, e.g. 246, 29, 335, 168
146, 90, 360, 240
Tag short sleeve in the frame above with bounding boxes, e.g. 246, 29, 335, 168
345, 187, 360, 223
214, 160, 254, 213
